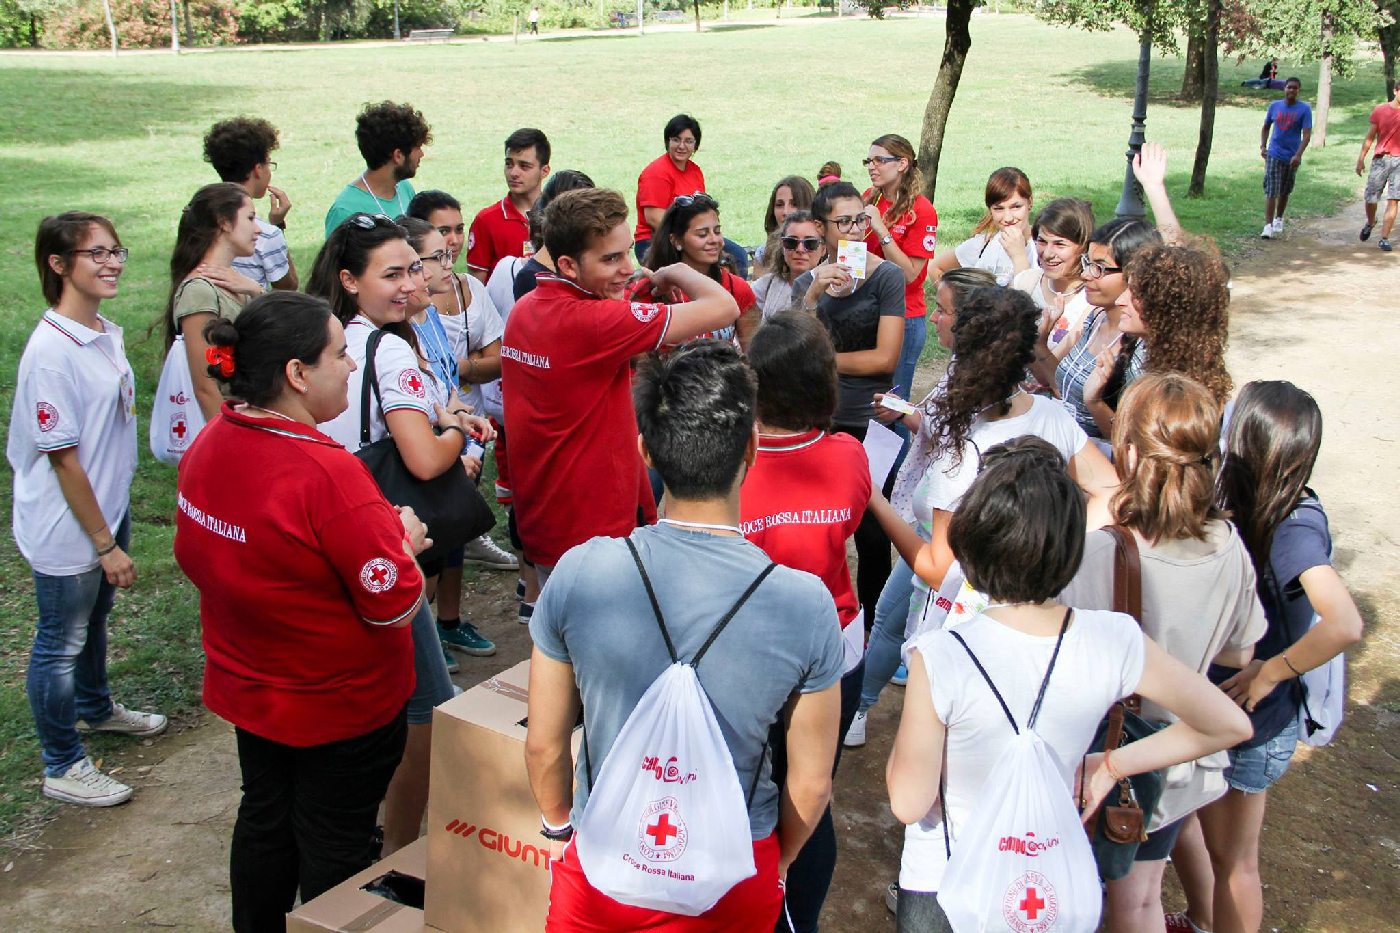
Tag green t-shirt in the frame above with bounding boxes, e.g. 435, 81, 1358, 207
323, 180, 417, 238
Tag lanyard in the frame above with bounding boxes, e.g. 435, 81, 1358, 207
659, 518, 743, 535
357, 173, 406, 218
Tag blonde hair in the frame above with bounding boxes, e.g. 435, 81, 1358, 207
1111, 372, 1226, 543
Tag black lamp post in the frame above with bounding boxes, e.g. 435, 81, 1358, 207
1116, 2, 1154, 219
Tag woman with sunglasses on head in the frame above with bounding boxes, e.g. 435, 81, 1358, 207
160, 182, 264, 426
792, 180, 905, 630
929, 167, 1035, 286
632, 193, 758, 346
754, 174, 816, 269
862, 134, 940, 401
753, 211, 825, 320
1017, 198, 1096, 392
307, 213, 494, 857
12, 213, 166, 810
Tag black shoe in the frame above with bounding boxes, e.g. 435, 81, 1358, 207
1361, 223, 1373, 242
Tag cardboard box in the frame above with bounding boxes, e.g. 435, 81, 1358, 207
425, 660, 579, 933
287, 837, 431, 933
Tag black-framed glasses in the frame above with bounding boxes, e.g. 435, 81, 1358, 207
672, 193, 718, 210
71, 246, 129, 264
861, 155, 901, 167
1080, 254, 1122, 279
421, 250, 452, 268
831, 215, 872, 233
781, 236, 822, 252
265, 161, 278, 171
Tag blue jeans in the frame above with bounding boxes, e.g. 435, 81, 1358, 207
893, 315, 927, 402
859, 556, 917, 713
27, 515, 129, 776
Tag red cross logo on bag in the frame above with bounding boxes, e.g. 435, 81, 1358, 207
170, 414, 189, 448
1002, 870, 1058, 933
636, 796, 688, 863
36, 402, 59, 432
398, 370, 426, 398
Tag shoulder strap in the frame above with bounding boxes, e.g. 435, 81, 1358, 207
692, 562, 777, 667
948, 608, 1071, 735
359, 327, 387, 448
1103, 525, 1144, 714
949, 630, 1019, 735
626, 537, 677, 663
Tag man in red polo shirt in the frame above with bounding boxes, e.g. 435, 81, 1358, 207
501, 187, 741, 579
466, 127, 551, 282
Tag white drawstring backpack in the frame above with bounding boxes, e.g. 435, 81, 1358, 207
149, 336, 206, 465
935, 609, 1103, 933
573, 538, 776, 916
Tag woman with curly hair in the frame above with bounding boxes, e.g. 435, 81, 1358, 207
1117, 244, 1234, 409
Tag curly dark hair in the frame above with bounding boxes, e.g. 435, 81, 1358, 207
928, 287, 1039, 468
1125, 244, 1234, 408
356, 101, 433, 171
203, 117, 279, 183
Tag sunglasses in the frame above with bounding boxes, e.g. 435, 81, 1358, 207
672, 193, 718, 210
348, 213, 399, 230
781, 236, 822, 252
71, 246, 129, 264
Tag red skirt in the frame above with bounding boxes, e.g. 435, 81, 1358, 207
546, 832, 784, 932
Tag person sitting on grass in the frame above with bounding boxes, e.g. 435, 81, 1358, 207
525, 339, 844, 931
203, 116, 298, 290
13, 212, 167, 810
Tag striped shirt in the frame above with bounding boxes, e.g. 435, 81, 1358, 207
231, 217, 290, 288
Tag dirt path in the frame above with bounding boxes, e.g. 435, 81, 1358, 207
2, 209, 1397, 932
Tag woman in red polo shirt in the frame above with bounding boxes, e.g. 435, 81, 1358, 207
174, 292, 428, 933
633, 114, 706, 261
632, 193, 758, 347
861, 134, 939, 402
741, 310, 869, 933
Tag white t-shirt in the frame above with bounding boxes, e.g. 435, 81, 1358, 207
318, 315, 433, 450
441, 274, 506, 422
1012, 267, 1093, 356
899, 609, 1145, 893
486, 256, 526, 326
8, 310, 138, 575
953, 233, 1039, 285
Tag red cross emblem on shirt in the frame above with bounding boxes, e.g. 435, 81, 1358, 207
1020, 888, 1046, 920
405, 373, 421, 393
645, 813, 679, 847
36, 402, 58, 432
398, 370, 426, 397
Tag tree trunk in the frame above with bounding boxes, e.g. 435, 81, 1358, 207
183, 0, 193, 45
100, 0, 117, 54
694, 0, 702, 31
1181, 23, 1205, 102
1316, 16, 1334, 147
916, 0, 974, 202
1381, 10, 1398, 101
1188, 0, 1220, 197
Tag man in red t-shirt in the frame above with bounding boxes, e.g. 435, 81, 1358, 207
634, 114, 706, 259
467, 128, 551, 282
1358, 87, 1400, 250
500, 188, 741, 578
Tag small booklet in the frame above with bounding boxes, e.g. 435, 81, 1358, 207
836, 239, 868, 280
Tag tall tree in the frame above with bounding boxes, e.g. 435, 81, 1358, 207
1379, 0, 1399, 98
916, 0, 976, 201
1189, 0, 1222, 194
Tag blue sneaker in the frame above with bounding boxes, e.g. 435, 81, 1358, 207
441, 644, 460, 673
440, 621, 496, 657
891, 663, 908, 686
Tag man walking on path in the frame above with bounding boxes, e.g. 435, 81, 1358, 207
528, 6, 540, 34
1260, 77, 1312, 240
1358, 87, 1400, 253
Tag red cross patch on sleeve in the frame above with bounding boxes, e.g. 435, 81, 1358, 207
398, 370, 426, 398
359, 557, 398, 593
36, 402, 59, 432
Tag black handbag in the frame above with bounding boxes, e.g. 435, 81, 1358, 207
353, 328, 495, 575
1084, 525, 1166, 881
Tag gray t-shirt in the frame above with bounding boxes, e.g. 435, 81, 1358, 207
793, 261, 906, 427
530, 522, 844, 839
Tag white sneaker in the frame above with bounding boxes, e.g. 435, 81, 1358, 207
461, 534, 518, 570
1272, 217, 1284, 236
42, 757, 133, 807
76, 701, 167, 737
1260, 223, 1274, 239
844, 710, 868, 748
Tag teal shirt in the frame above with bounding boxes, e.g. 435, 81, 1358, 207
323, 180, 417, 238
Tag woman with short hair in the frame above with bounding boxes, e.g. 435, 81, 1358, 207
1017, 197, 1096, 391
13, 212, 165, 809
929, 167, 1036, 285
175, 291, 427, 933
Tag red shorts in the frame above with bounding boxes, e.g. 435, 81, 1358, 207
546, 832, 784, 932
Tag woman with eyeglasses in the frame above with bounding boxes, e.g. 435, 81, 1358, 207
632, 193, 758, 346
307, 213, 495, 858
12, 212, 166, 809
1019, 198, 1096, 392
861, 134, 940, 401
633, 114, 706, 263
753, 210, 825, 320
793, 180, 905, 632
929, 167, 1036, 286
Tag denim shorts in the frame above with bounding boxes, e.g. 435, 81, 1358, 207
406, 601, 454, 726
1224, 715, 1300, 794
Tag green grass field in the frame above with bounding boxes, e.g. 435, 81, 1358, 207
0, 13, 1386, 842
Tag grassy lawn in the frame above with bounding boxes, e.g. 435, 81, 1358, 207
0, 14, 1385, 842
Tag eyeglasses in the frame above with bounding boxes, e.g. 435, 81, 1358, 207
1080, 254, 1122, 279
265, 161, 278, 171
831, 215, 872, 233
407, 260, 425, 275
861, 155, 902, 167
71, 246, 129, 264
781, 236, 822, 252
668, 136, 698, 148
421, 250, 452, 268
672, 193, 718, 210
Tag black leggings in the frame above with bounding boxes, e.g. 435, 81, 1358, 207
834, 422, 895, 630
769, 659, 864, 933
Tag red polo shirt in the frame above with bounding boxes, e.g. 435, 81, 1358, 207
740, 429, 870, 628
629, 269, 754, 345
634, 154, 707, 242
174, 403, 420, 747
500, 274, 671, 566
467, 196, 532, 274
864, 192, 939, 318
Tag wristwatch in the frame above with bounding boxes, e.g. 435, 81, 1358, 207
880, 234, 894, 246
275, 220, 287, 231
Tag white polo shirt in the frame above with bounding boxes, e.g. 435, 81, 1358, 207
8, 310, 138, 576
317, 315, 434, 451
